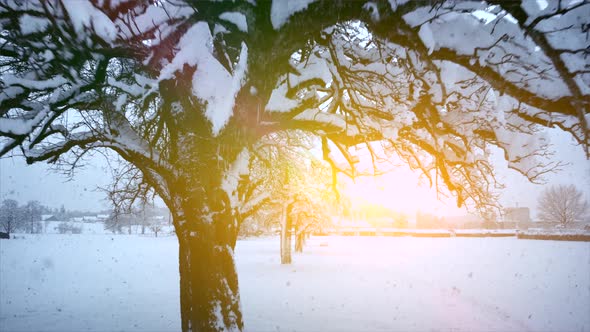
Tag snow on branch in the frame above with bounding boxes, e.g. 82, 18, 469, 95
262, 12, 585, 210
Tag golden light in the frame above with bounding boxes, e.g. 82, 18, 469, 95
340, 165, 466, 218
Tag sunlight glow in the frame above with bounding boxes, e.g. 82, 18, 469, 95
340, 165, 466, 218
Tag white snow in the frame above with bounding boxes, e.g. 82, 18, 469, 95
249, 86, 257, 96
418, 23, 435, 55
107, 77, 143, 97
266, 50, 332, 113
288, 51, 332, 88
270, 0, 316, 29
19, 14, 50, 35
219, 12, 248, 33
221, 148, 250, 208
158, 22, 248, 134
213, 23, 229, 36
158, 22, 248, 135
115, 94, 127, 112
1, 235, 588, 331
362, 2, 380, 22
402, 3, 574, 100
62, 0, 117, 43
116, 3, 193, 43
471, 10, 498, 24
388, 0, 410, 12
0, 106, 50, 136
265, 80, 301, 112
3, 74, 68, 91
535, 0, 549, 10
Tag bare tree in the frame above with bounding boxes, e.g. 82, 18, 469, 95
0, 199, 21, 235
538, 184, 588, 225
149, 222, 164, 238
101, 159, 153, 235
135, 199, 154, 235
1, 1, 589, 330
23, 200, 43, 234
242, 131, 337, 262
104, 213, 123, 235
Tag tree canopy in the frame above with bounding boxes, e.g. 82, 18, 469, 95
1, 0, 588, 213
538, 184, 588, 224
1, 1, 589, 330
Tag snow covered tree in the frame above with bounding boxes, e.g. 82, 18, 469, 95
23, 200, 43, 234
288, 160, 335, 254
149, 222, 164, 237
292, 194, 332, 253
243, 131, 336, 262
0, 199, 21, 235
101, 159, 153, 234
104, 213, 123, 234
1, 1, 588, 330
135, 199, 153, 235
537, 184, 588, 225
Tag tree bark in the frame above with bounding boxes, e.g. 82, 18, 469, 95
280, 204, 292, 264
174, 211, 243, 332
294, 231, 304, 253
294, 218, 305, 253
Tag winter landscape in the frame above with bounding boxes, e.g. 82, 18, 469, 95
1, 0, 590, 331
2, 234, 589, 332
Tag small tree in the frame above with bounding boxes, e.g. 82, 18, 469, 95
0, 199, 22, 235
135, 200, 157, 235
241, 132, 337, 263
104, 213, 124, 234
58, 205, 67, 220
537, 184, 589, 225
24, 200, 43, 234
149, 223, 164, 238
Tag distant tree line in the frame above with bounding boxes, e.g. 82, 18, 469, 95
104, 200, 171, 237
0, 199, 110, 235
0, 199, 48, 234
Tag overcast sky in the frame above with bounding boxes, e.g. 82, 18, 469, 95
1, 128, 588, 216
494, 129, 590, 218
0, 152, 113, 211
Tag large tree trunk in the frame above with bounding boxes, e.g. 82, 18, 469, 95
175, 212, 244, 332
161, 132, 250, 331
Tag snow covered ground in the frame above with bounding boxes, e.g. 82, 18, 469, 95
1, 235, 589, 331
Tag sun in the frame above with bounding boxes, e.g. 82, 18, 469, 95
340, 165, 466, 217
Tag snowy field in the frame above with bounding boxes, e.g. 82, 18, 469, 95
1, 235, 589, 332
